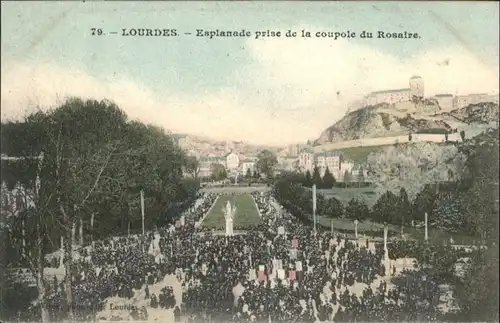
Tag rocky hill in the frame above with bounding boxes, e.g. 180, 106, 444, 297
315, 102, 498, 145
438, 102, 499, 125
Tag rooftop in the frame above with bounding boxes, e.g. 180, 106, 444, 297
370, 88, 410, 95
410, 76, 422, 79
199, 156, 225, 162
315, 151, 343, 157
299, 147, 314, 153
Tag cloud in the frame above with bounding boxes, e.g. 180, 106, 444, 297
1, 29, 498, 146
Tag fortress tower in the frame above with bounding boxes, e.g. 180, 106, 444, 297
409, 76, 424, 99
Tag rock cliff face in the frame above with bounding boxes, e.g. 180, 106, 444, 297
439, 102, 499, 125
315, 103, 454, 145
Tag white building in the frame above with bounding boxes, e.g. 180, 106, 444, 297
225, 151, 240, 170
198, 156, 225, 178
433, 94, 454, 111
298, 148, 315, 173
362, 76, 425, 107
334, 161, 354, 181
286, 144, 299, 156
315, 151, 343, 177
240, 158, 256, 176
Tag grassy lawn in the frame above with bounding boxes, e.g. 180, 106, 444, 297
315, 215, 477, 245
317, 187, 379, 208
316, 216, 399, 235
335, 145, 391, 163
202, 194, 261, 229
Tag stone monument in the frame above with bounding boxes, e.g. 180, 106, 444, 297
224, 200, 236, 236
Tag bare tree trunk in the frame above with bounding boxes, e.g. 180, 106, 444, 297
60, 204, 74, 320
36, 223, 50, 323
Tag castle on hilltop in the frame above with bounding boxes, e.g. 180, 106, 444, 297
352, 76, 499, 112
362, 76, 424, 107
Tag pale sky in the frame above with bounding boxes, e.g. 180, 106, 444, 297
1, 1, 499, 145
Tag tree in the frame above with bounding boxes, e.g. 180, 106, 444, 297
0, 98, 196, 322
366, 142, 467, 201
449, 131, 499, 321
343, 170, 352, 187
372, 190, 399, 224
312, 166, 322, 188
183, 156, 200, 179
322, 167, 335, 189
344, 198, 369, 221
357, 165, 365, 187
304, 170, 313, 188
408, 133, 412, 142
210, 163, 227, 181
399, 187, 410, 233
321, 197, 344, 218
460, 129, 499, 242
432, 190, 469, 233
453, 244, 499, 322
460, 130, 465, 141
245, 168, 252, 179
255, 150, 278, 179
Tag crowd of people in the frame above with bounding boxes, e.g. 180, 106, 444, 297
23, 191, 444, 322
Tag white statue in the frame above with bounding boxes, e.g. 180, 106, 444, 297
224, 201, 236, 236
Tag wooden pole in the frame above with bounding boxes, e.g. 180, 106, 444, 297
141, 190, 145, 236
424, 212, 428, 241
90, 213, 94, 247
79, 218, 83, 245
59, 236, 64, 268
312, 184, 317, 233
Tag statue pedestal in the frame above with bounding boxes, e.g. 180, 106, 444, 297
225, 220, 234, 236
224, 201, 236, 237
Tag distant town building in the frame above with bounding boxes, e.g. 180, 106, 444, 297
335, 161, 354, 181
277, 156, 299, 172
286, 144, 299, 156
198, 156, 225, 178
315, 151, 343, 177
240, 158, 256, 176
225, 151, 240, 170
298, 148, 315, 172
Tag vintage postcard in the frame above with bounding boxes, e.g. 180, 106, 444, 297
1, 1, 499, 323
